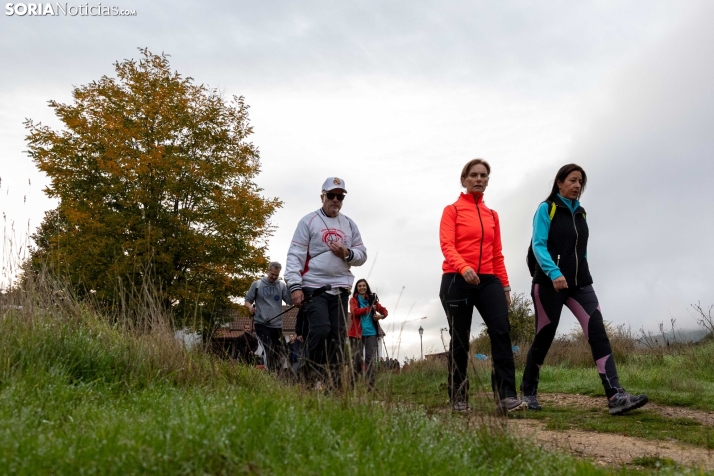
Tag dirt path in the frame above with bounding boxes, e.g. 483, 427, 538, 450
508, 393, 714, 470
510, 419, 714, 470
538, 392, 714, 426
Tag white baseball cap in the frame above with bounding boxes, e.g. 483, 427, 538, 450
321, 177, 347, 193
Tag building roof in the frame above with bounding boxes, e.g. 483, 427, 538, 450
213, 306, 300, 340
213, 329, 245, 340
281, 306, 300, 332
425, 351, 448, 361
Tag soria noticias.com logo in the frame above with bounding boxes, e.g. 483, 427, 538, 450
5, 3, 137, 16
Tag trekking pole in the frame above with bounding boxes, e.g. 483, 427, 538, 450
263, 284, 332, 326
263, 304, 297, 326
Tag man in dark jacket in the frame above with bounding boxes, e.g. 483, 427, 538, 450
233, 324, 259, 364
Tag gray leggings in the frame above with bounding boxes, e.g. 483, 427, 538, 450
350, 335, 379, 389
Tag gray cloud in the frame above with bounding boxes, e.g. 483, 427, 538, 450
560, 3, 714, 327
1, 0, 697, 92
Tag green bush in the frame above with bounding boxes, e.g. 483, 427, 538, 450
508, 292, 537, 345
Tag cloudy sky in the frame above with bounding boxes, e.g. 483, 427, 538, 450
2, 0, 713, 360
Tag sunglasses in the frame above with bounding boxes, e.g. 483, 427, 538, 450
325, 192, 345, 201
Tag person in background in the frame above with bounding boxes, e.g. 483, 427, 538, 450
245, 262, 292, 372
292, 307, 308, 378
287, 333, 302, 373
439, 158, 526, 414
348, 278, 388, 390
521, 164, 648, 415
233, 324, 258, 365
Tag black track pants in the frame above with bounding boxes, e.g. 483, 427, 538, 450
522, 284, 621, 398
303, 287, 349, 388
440, 273, 517, 403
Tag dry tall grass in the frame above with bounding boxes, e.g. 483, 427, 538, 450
537, 322, 637, 368
469, 314, 712, 370
0, 264, 266, 390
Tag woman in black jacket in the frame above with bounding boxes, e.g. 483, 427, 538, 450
522, 164, 648, 415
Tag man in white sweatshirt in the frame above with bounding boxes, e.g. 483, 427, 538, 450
285, 177, 367, 388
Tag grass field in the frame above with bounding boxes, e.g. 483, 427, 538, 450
1, 276, 712, 474
381, 338, 714, 454
0, 297, 614, 475
536, 343, 714, 411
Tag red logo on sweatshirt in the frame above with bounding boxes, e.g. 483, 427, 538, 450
321, 228, 346, 244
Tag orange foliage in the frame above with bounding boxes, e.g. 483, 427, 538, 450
26, 48, 281, 326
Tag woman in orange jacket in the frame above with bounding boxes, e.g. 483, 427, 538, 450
348, 278, 388, 389
439, 158, 525, 413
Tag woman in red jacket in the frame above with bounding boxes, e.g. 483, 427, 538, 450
439, 158, 526, 413
348, 279, 388, 389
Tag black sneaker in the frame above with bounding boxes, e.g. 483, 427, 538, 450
521, 394, 542, 411
608, 388, 648, 415
497, 397, 527, 415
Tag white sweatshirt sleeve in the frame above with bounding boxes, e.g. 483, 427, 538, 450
345, 216, 367, 267
285, 215, 311, 292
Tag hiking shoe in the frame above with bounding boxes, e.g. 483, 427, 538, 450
452, 401, 471, 412
608, 389, 648, 415
521, 394, 542, 411
498, 397, 527, 414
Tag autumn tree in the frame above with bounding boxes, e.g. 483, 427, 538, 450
26, 48, 280, 326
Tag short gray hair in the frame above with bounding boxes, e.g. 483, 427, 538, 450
268, 262, 282, 270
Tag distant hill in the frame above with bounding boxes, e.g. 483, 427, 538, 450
640, 328, 710, 346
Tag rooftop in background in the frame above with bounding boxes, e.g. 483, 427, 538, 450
425, 352, 448, 361
213, 306, 300, 340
